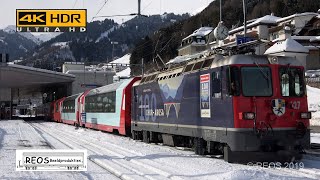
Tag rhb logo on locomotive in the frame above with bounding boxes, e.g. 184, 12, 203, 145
272, 99, 286, 116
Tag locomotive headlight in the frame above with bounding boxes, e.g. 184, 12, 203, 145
239, 112, 255, 120
300, 112, 312, 119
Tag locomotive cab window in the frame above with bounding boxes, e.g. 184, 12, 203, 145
241, 66, 272, 97
279, 67, 304, 97
226, 66, 240, 96
212, 71, 221, 95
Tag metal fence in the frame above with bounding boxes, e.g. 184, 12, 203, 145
306, 78, 320, 88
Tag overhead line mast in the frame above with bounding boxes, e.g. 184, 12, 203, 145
138, 0, 141, 16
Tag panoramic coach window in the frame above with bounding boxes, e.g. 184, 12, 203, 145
63, 100, 75, 113
85, 91, 116, 113
241, 66, 272, 96
279, 67, 304, 97
226, 66, 240, 96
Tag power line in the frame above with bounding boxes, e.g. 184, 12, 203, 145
91, 0, 110, 22
72, 0, 78, 8
94, 13, 148, 19
142, 0, 154, 13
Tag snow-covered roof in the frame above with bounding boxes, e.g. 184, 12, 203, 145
167, 50, 209, 64
310, 36, 320, 42
276, 12, 319, 23
116, 67, 131, 77
182, 27, 213, 41
109, 53, 131, 64
264, 37, 309, 54
291, 36, 319, 40
229, 15, 281, 34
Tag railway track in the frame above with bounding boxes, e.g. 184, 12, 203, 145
29, 122, 184, 180
304, 143, 320, 157
27, 122, 121, 180
311, 143, 320, 150
27, 121, 320, 180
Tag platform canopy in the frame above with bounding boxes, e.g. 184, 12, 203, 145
0, 63, 75, 88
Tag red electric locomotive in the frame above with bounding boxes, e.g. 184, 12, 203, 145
131, 54, 311, 163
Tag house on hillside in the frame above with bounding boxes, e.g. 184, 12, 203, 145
208, 11, 319, 70
269, 13, 320, 70
178, 27, 214, 56
209, 14, 280, 55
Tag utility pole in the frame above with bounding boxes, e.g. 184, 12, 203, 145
243, 0, 247, 37
111, 41, 118, 61
141, 58, 144, 76
219, 0, 222, 22
138, 0, 141, 16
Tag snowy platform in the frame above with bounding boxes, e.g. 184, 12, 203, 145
0, 120, 320, 180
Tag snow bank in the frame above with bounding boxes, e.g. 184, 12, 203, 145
307, 85, 320, 126
311, 133, 320, 144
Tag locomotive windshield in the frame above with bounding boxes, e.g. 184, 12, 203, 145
241, 67, 273, 96
279, 67, 305, 97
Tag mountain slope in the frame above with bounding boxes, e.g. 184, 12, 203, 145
22, 13, 189, 70
130, 0, 320, 75
0, 30, 37, 60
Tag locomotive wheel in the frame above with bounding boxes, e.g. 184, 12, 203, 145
195, 138, 205, 155
143, 131, 150, 143
132, 131, 137, 140
223, 145, 234, 163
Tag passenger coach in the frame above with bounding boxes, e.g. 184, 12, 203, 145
79, 77, 140, 135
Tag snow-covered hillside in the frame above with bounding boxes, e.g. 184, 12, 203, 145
95, 25, 124, 43
45, 41, 76, 61
33, 32, 61, 42
3, 25, 59, 45
4, 25, 42, 45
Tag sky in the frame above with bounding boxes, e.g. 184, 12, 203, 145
0, 0, 215, 28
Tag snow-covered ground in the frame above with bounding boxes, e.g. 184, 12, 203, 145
0, 120, 116, 180
307, 86, 320, 126
1, 120, 320, 180
311, 133, 320, 144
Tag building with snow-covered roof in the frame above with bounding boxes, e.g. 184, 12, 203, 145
276, 12, 319, 35
270, 14, 320, 70
264, 35, 309, 68
178, 27, 214, 56
211, 11, 320, 70
220, 14, 281, 55
102, 53, 131, 72
62, 62, 115, 94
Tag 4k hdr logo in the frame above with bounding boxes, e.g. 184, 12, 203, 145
16, 9, 87, 32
